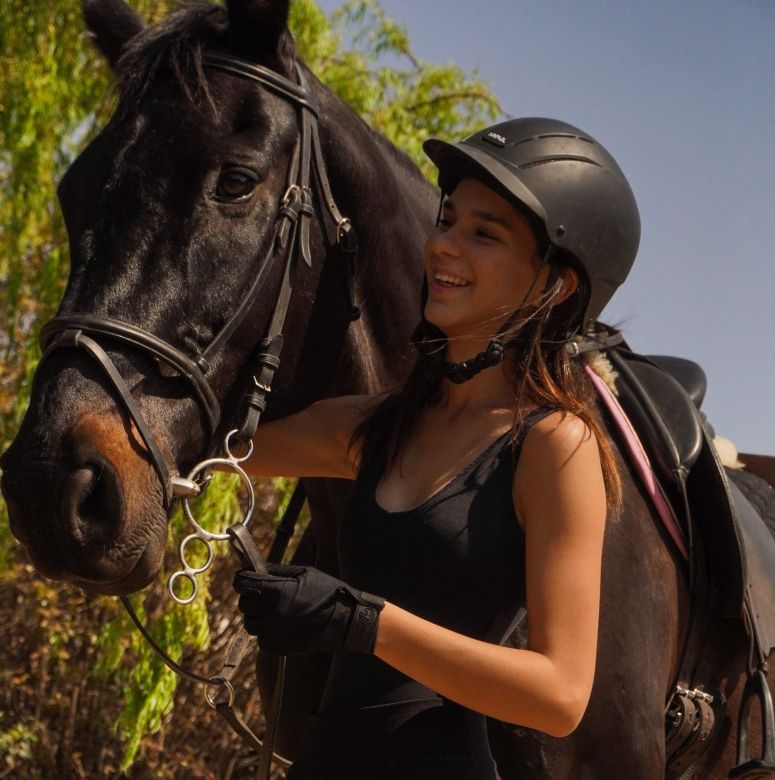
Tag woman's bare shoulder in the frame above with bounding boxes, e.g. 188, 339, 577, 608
514, 410, 604, 526
527, 409, 595, 448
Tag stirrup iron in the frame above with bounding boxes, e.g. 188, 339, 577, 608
730, 669, 775, 778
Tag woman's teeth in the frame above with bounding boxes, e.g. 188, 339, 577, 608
435, 272, 470, 287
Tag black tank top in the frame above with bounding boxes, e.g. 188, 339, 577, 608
287, 409, 552, 780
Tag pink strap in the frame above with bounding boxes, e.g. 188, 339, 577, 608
584, 364, 689, 561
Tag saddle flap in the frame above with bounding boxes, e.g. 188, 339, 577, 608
687, 433, 745, 616
728, 477, 775, 658
689, 428, 775, 659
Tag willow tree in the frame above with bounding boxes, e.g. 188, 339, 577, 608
0, 1, 498, 776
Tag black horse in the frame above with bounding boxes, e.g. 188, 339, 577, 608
1, 1, 771, 777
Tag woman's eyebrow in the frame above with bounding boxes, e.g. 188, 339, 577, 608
471, 209, 513, 229
443, 201, 514, 231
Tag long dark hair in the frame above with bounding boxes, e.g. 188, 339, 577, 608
351, 266, 623, 517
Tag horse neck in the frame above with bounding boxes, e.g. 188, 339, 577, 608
312, 77, 436, 394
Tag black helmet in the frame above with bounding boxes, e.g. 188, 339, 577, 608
423, 117, 640, 331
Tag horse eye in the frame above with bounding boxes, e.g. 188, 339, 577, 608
214, 168, 258, 201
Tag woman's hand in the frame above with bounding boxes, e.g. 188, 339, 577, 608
233, 564, 384, 655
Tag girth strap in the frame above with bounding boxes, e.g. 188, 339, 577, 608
665, 689, 718, 779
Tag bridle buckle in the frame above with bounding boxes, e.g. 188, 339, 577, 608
336, 217, 357, 253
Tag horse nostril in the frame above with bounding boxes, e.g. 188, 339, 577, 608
60, 461, 123, 547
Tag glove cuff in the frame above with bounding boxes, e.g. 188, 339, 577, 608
343, 591, 385, 654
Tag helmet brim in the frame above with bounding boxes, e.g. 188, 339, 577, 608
423, 137, 549, 226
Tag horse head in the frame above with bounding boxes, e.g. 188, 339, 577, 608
1, 0, 433, 595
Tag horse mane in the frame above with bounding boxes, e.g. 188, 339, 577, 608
371, 129, 433, 186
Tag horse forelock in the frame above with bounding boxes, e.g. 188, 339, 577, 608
113, 4, 226, 117
113, 3, 297, 119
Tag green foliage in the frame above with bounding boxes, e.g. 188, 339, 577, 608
92, 471, 241, 769
0, 720, 38, 767
104, 596, 208, 772
0, 0, 498, 774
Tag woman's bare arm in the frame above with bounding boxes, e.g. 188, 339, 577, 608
239, 394, 379, 480
373, 412, 607, 736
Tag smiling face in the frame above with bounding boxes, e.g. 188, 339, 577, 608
424, 178, 547, 346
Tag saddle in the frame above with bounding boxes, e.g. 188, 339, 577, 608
586, 328, 775, 778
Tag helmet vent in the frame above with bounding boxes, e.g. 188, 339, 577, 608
520, 155, 601, 170
535, 133, 594, 143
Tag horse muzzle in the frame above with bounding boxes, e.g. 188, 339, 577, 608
1, 410, 169, 593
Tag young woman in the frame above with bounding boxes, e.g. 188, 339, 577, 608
232, 117, 641, 778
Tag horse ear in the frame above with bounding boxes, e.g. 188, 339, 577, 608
82, 0, 146, 68
225, 0, 295, 71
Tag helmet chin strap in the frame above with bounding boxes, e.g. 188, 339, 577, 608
443, 336, 509, 384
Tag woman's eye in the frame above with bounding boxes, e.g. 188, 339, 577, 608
214, 168, 258, 201
475, 228, 495, 240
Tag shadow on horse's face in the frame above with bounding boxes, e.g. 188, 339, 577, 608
0, 2, 332, 594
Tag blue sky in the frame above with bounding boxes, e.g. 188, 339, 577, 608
318, 0, 775, 454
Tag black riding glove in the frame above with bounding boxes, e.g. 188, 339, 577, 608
233, 563, 385, 656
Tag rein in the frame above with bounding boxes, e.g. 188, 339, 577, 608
37, 51, 361, 776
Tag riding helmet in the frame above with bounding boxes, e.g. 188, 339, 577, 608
423, 117, 640, 331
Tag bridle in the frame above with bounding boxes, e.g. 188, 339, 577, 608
36, 51, 361, 777
39, 51, 359, 509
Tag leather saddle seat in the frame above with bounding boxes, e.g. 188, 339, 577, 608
647, 354, 707, 409
609, 349, 705, 503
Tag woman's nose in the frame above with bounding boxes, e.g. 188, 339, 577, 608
428, 226, 462, 258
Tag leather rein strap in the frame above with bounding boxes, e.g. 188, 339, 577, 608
36, 53, 360, 776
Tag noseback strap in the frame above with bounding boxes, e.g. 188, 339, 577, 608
39, 325, 174, 508
40, 314, 220, 435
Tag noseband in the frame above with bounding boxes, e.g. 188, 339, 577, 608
38, 52, 359, 508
